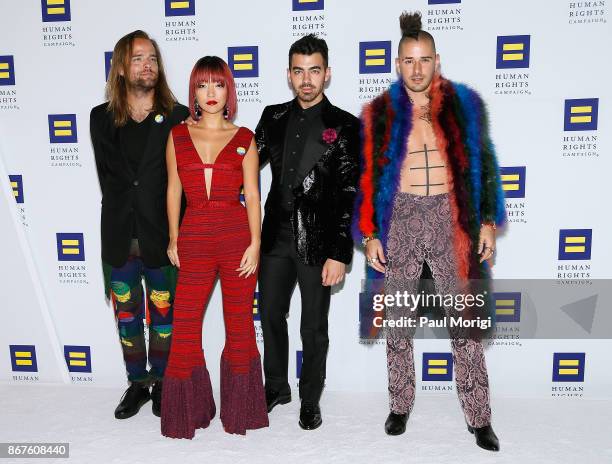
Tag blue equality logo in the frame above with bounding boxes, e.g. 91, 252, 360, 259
9, 175, 24, 204
558, 229, 592, 261
252, 291, 260, 321
48, 114, 78, 144
165, 0, 195, 16
296, 350, 303, 378
359, 41, 391, 74
496, 35, 530, 69
228, 46, 259, 78
10, 345, 38, 372
293, 0, 324, 10
552, 353, 585, 382
499, 166, 526, 199
104, 51, 113, 81
64, 345, 92, 373
422, 352, 453, 382
56, 233, 85, 261
493, 292, 521, 323
0, 55, 16, 86
41, 0, 71, 22
564, 98, 598, 132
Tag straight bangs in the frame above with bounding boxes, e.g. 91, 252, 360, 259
188, 56, 237, 120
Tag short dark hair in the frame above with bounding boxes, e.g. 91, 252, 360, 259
398, 11, 436, 54
288, 34, 329, 68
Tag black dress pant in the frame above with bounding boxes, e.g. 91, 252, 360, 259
258, 219, 331, 403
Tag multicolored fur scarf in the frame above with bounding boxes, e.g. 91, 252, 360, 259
352, 75, 507, 282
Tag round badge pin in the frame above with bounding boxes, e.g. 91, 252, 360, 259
154, 114, 164, 124
236, 146, 246, 156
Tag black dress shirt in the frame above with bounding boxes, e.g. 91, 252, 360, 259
280, 98, 324, 212
119, 113, 153, 238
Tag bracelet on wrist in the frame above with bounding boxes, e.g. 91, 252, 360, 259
362, 235, 376, 246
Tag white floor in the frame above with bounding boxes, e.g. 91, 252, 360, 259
1, 385, 610, 464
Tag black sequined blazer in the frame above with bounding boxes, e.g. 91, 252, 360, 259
255, 95, 359, 266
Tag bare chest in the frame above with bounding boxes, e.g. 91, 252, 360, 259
399, 111, 449, 195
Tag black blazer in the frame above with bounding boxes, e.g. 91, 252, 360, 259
255, 96, 360, 266
90, 102, 189, 268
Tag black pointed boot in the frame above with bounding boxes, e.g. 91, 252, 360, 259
467, 424, 500, 451
385, 412, 409, 435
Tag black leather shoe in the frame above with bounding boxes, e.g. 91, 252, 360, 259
266, 389, 291, 413
385, 412, 409, 435
298, 401, 322, 430
114, 383, 151, 419
151, 380, 162, 417
467, 424, 500, 451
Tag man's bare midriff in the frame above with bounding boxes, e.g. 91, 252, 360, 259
399, 100, 449, 195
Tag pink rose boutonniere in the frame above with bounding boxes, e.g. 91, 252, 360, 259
322, 128, 338, 144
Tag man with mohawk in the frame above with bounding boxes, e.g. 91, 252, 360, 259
352, 12, 506, 451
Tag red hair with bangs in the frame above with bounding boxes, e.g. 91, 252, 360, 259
188, 56, 237, 120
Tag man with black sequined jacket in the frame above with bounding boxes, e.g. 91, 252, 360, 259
254, 34, 359, 430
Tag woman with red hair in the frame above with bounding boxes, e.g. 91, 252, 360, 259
161, 56, 268, 438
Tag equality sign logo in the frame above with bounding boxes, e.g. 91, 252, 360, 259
64, 345, 92, 373
422, 352, 453, 381
0, 56, 15, 86
9, 175, 24, 204
41, 0, 71, 22
164, 0, 195, 16
493, 292, 521, 323
292, 0, 324, 10
552, 353, 585, 382
496, 35, 530, 69
359, 41, 391, 74
48, 114, 78, 143
252, 291, 260, 321
10, 345, 38, 372
564, 98, 598, 132
56, 233, 85, 261
228, 46, 259, 78
500, 166, 526, 199
558, 229, 592, 261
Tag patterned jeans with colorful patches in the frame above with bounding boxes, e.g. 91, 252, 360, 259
107, 256, 175, 384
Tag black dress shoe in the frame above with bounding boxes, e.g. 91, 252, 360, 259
151, 380, 162, 417
114, 383, 151, 419
298, 401, 322, 430
266, 389, 291, 413
467, 424, 500, 451
385, 412, 409, 435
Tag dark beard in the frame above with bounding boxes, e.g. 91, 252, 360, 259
129, 77, 157, 92
297, 86, 322, 103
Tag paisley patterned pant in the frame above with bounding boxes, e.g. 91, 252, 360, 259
384, 192, 491, 428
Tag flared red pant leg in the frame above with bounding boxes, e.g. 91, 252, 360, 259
218, 234, 268, 434
161, 250, 217, 439
161, 203, 268, 439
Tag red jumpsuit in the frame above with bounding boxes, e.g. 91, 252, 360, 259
161, 124, 268, 438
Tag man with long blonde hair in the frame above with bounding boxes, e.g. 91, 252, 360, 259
90, 30, 189, 420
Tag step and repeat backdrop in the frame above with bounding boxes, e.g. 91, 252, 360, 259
1, 1, 611, 402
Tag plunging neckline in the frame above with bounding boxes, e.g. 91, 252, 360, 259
184, 125, 242, 201
185, 125, 242, 166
